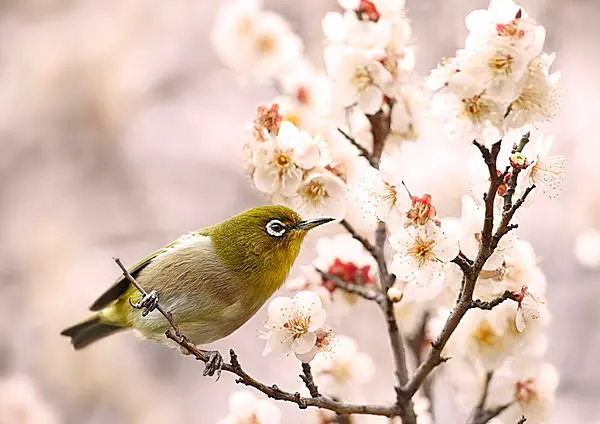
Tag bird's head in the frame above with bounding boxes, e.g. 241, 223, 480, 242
210, 205, 334, 287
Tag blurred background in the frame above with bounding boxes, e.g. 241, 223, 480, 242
0, 0, 599, 422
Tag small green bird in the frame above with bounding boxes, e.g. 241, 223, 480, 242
61, 205, 333, 373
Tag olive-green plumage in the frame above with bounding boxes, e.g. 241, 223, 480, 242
61, 206, 333, 350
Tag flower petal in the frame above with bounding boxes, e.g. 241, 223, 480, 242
293, 332, 318, 354
267, 297, 295, 327
267, 330, 293, 353
434, 236, 459, 262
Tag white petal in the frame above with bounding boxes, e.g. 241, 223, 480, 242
293, 140, 320, 170
390, 255, 417, 281
267, 330, 294, 353
253, 165, 278, 194
308, 308, 327, 332
267, 297, 295, 326
295, 348, 318, 363
292, 332, 318, 354
515, 307, 526, 333
415, 265, 434, 286
358, 85, 384, 115
433, 237, 460, 262
294, 291, 324, 319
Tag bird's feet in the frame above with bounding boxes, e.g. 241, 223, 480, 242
130, 290, 159, 317
201, 350, 224, 380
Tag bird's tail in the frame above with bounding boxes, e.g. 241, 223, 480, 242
61, 313, 126, 350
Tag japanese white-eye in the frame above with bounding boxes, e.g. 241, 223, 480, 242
61, 206, 334, 351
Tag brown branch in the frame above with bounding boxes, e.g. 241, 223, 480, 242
165, 331, 401, 417
517, 416, 527, 424
403, 140, 512, 398
340, 219, 378, 258
300, 363, 320, 398
113, 257, 181, 335
367, 109, 391, 167
116, 258, 401, 417
466, 370, 513, 424
337, 128, 377, 168
471, 291, 518, 310
315, 269, 385, 305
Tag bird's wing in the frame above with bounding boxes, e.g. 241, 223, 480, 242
89, 231, 209, 311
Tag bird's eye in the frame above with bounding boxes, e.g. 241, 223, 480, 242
266, 219, 286, 237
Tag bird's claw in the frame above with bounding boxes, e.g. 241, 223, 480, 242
129, 290, 159, 316
202, 350, 224, 380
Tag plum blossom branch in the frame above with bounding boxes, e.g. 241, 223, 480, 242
300, 363, 320, 398
517, 416, 527, 424
117, 257, 402, 417
403, 139, 530, 400
315, 268, 385, 304
470, 290, 519, 310
467, 371, 512, 424
340, 219, 378, 259
337, 128, 377, 168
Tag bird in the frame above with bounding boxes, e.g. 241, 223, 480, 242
61, 205, 334, 375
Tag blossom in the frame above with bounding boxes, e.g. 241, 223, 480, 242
211, 1, 303, 82
505, 53, 561, 129
218, 391, 281, 424
519, 132, 566, 199
575, 228, 600, 269
289, 171, 348, 220
310, 335, 375, 400
263, 291, 327, 360
389, 223, 459, 287
251, 122, 320, 195
287, 234, 377, 318
326, 49, 392, 114
374, 155, 412, 229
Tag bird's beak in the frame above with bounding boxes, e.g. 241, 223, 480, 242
295, 217, 335, 231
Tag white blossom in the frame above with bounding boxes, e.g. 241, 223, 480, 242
310, 335, 375, 400
218, 391, 281, 424
326, 49, 392, 114
374, 155, 412, 229
290, 171, 348, 220
389, 223, 459, 288
519, 131, 566, 199
211, 1, 303, 82
263, 291, 327, 360
252, 122, 320, 196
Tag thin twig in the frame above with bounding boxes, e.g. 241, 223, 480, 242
300, 363, 320, 398
517, 416, 527, 424
337, 128, 377, 168
471, 291, 518, 310
117, 258, 401, 417
315, 269, 385, 305
340, 219, 378, 258
113, 257, 181, 335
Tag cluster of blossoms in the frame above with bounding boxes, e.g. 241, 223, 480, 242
214, 0, 563, 423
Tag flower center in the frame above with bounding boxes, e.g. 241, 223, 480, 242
406, 194, 437, 227
275, 152, 291, 167
299, 180, 329, 205
471, 320, 498, 352
496, 21, 525, 39
515, 378, 538, 405
256, 34, 276, 55
408, 236, 437, 265
352, 66, 375, 92
489, 52, 514, 75
382, 182, 398, 206
283, 315, 310, 340
461, 94, 489, 123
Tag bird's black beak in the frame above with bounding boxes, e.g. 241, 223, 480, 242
295, 217, 335, 231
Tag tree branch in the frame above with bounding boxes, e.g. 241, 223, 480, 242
466, 370, 513, 424
471, 291, 518, 310
337, 128, 377, 168
340, 219, 378, 258
517, 416, 527, 424
300, 362, 320, 398
403, 140, 520, 398
315, 269, 385, 305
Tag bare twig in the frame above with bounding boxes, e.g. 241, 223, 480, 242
340, 219, 378, 258
315, 269, 385, 305
337, 128, 377, 168
115, 257, 403, 417
404, 139, 523, 398
300, 363, 320, 398
466, 370, 514, 424
165, 331, 401, 417
471, 291, 518, 310
517, 416, 527, 424
113, 257, 181, 335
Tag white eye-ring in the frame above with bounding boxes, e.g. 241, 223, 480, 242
266, 219, 287, 237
